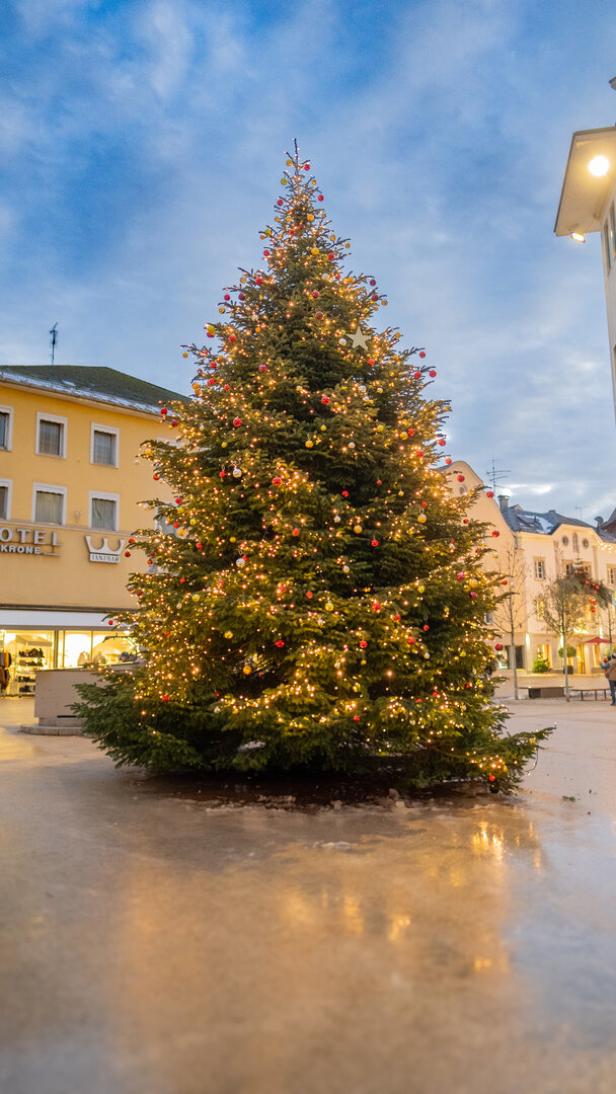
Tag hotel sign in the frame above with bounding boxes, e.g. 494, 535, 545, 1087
85, 535, 127, 564
0, 526, 60, 556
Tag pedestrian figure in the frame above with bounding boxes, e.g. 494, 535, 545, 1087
603, 653, 616, 705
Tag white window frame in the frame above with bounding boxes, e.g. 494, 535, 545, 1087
36, 412, 67, 458
0, 478, 12, 520
534, 558, 546, 580
0, 406, 14, 452
89, 491, 120, 531
608, 565, 616, 588
32, 483, 67, 525
90, 423, 119, 468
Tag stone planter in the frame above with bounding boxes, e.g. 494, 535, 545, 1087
20, 669, 101, 736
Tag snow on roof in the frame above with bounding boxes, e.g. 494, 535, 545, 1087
0, 365, 186, 416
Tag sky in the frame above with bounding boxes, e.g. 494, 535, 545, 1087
2, 0, 616, 521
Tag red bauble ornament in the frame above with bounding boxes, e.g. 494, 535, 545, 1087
353, 715, 361, 723
367, 357, 376, 366
341, 489, 350, 498
161, 694, 170, 703
160, 407, 168, 416
437, 438, 446, 446
321, 395, 330, 405
311, 290, 320, 299
274, 640, 286, 649
277, 198, 284, 206
416, 449, 424, 459
219, 470, 226, 479
456, 474, 465, 483
292, 528, 300, 537
239, 292, 246, 300
486, 490, 494, 498
470, 590, 478, 599
407, 427, 416, 437
153, 473, 160, 481
228, 333, 237, 343
232, 417, 243, 428
422, 624, 430, 632
407, 636, 416, 645
456, 572, 465, 581
224, 293, 231, 301
495, 643, 504, 651
359, 640, 368, 649
318, 194, 324, 202
304, 162, 311, 171
258, 363, 268, 372
170, 419, 179, 427
370, 539, 380, 548
107, 619, 114, 626
263, 249, 270, 258
208, 377, 216, 386
419, 351, 426, 358
369, 279, 376, 286
488, 774, 496, 783
463, 518, 469, 524
491, 530, 500, 538
123, 550, 131, 558
445, 457, 452, 465
306, 591, 314, 599
175, 497, 183, 505
413, 371, 422, 380
327, 252, 335, 261
371, 601, 381, 612
272, 476, 282, 486
428, 369, 437, 378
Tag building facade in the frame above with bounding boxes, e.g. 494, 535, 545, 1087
446, 461, 616, 674
555, 123, 616, 414
0, 365, 181, 696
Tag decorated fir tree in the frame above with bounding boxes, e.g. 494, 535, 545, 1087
77, 145, 547, 788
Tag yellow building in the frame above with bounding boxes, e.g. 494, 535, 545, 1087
0, 365, 182, 695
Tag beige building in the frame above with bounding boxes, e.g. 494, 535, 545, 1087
555, 121, 616, 414
446, 461, 616, 674
0, 365, 181, 696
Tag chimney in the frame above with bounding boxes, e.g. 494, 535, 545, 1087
498, 495, 509, 511
595, 515, 604, 528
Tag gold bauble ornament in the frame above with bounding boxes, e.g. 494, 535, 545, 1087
243, 665, 253, 675
353, 525, 362, 534
224, 631, 233, 639
305, 439, 314, 448
325, 601, 334, 612
417, 514, 427, 524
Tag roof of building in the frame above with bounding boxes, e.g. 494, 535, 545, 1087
0, 365, 186, 415
501, 503, 616, 543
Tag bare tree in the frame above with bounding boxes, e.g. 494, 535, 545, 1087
491, 539, 527, 700
538, 574, 589, 701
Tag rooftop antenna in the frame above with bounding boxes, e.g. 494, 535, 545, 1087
49, 322, 58, 365
485, 456, 510, 493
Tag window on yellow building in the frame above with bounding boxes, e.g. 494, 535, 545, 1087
607, 566, 616, 587
90, 494, 118, 531
0, 409, 12, 450
34, 486, 65, 524
92, 427, 118, 467
37, 416, 66, 457
534, 558, 546, 579
0, 481, 9, 519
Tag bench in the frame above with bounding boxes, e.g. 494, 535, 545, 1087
524, 686, 565, 699
568, 687, 611, 701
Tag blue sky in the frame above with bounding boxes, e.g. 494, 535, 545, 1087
2, 0, 616, 519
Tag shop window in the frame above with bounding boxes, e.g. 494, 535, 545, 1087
0, 631, 56, 696
34, 485, 66, 524
0, 480, 10, 520
534, 558, 546, 579
91, 426, 118, 467
90, 493, 118, 531
91, 632, 136, 666
0, 407, 13, 450
37, 415, 66, 457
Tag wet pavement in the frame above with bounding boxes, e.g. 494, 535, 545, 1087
1, 698, 615, 1094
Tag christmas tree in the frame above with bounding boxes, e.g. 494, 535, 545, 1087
77, 144, 547, 788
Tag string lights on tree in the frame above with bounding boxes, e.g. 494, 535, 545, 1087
76, 143, 547, 788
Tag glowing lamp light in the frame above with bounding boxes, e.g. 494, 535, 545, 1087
588, 155, 610, 177
570, 231, 586, 244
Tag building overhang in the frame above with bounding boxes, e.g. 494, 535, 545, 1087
554, 126, 616, 237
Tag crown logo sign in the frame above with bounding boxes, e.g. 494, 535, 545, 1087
85, 536, 127, 564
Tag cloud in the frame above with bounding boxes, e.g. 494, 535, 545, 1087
1, 0, 616, 520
